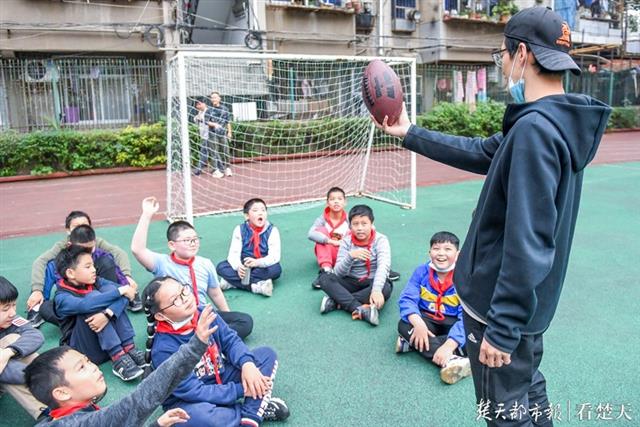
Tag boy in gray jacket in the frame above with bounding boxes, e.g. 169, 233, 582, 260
25, 303, 220, 427
0, 276, 46, 419
317, 205, 392, 326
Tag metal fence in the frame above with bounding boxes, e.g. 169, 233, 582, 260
0, 58, 165, 132
418, 62, 639, 113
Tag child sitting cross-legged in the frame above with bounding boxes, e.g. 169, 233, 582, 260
143, 276, 290, 426
53, 245, 144, 382
396, 231, 471, 385
216, 198, 282, 297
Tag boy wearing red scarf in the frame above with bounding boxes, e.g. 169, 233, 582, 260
131, 197, 253, 339
53, 246, 143, 382
317, 205, 392, 326
216, 198, 282, 297
307, 187, 349, 289
396, 231, 471, 385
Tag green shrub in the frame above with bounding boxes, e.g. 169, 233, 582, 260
418, 101, 506, 137
607, 106, 640, 129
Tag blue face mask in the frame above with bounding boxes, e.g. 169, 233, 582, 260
507, 57, 527, 104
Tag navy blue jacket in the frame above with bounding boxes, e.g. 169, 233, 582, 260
403, 94, 611, 353
151, 310, 254, 409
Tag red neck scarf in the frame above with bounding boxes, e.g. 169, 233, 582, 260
249, 223, 264, 258
323, 207, 347, 235
50, 402, 99, 420
58, 279, 94, 295
426, 267, 454, 321
350, 230, 376, 282
170, 253, 199, 305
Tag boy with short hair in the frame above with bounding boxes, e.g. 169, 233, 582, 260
24, 303, 220, 426
216, 198, 282, 297
396, 231, 471, 385
307, 187, 349, 289
27, 210, 141, 328
0, 276, 46, 419
53, 246, 143, 381
131, 197, 253, 339
317, 204, 392, 326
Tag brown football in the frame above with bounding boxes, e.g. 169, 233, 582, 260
361, 59, 404, 125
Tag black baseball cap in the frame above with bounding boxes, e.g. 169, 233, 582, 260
504, 7, 581, 75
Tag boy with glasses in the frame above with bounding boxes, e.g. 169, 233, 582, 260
131, 197, 253, 339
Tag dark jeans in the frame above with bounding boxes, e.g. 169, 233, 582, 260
216, 260, 282, 292
198, 134, 229, 172
70, 311, 135, 364
463, 312, 553, 427
318, 273, 392, 313
397, 313, 463, 362
218, 311, 253, 340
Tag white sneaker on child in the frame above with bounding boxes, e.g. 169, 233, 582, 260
224, 167, 233, 177
219, 278, 233, 290
250, 279, 273, 297
212, 169, 224, 179
440, 355, 471, 385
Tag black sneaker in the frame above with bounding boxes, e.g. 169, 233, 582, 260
127, 292, 143, 312
311, 270, 327, 290
112, 353, 144, 381
320, 295, 337, 314
127, 348, 146, 368
27, 310, 45, 328
263, 397, 290, 422
351, 304, 379, 326
388, 270, 401, 282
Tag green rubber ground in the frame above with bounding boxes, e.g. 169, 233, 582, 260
1, 162, 638, 426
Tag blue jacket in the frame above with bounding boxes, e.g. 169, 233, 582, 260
403, 94, 611, 353
151, 310, 254, 409
54, 277, 128, 318
398, 263, 465, 347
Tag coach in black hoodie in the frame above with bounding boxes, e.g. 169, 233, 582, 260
376, 7, 611, 426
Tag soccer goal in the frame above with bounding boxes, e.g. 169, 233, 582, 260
166, 51, 416, 223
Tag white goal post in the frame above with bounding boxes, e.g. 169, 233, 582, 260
166, 51, 416, 223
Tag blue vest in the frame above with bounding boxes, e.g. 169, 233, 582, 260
240, 222, 273, 260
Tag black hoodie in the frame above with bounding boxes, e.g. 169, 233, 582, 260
403, 94, 611, 353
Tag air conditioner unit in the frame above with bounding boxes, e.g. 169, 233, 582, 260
24, 60, 54, 83
392, 0, 420, 33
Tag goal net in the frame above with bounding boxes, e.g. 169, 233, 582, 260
166, 51, 416, 223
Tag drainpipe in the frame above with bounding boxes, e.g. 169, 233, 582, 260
378, 0, 384, 56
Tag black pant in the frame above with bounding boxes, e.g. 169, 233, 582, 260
219, 311, 253, 340
319, 273, 392, 313
397, 313, 463, 362
463, 312, 553, 427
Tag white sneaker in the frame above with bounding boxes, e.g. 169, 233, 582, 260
224, 167, 232, 177
212, 170, 224, 178
219, 278, 233, 290
251, 279, 273, 297
440, 356, 471, 385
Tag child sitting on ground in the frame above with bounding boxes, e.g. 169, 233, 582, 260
27, 210, 141, 328
396, 231, 471, 385
53, 245, 143, 381
308, 187, 400, 289
216, 198, 282, 297
131, 196, 253, 339
317, 204, 392, 326
24, 303, 221, 426
0, 276, 46, 420
307, 187, 349, 289
143, 276, 290, 426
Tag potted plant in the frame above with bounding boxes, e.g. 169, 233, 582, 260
494, 0, 517, 23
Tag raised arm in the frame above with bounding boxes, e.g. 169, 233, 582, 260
131, 197, 160, 271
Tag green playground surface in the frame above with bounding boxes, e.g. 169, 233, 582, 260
1, 162, 639, 426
